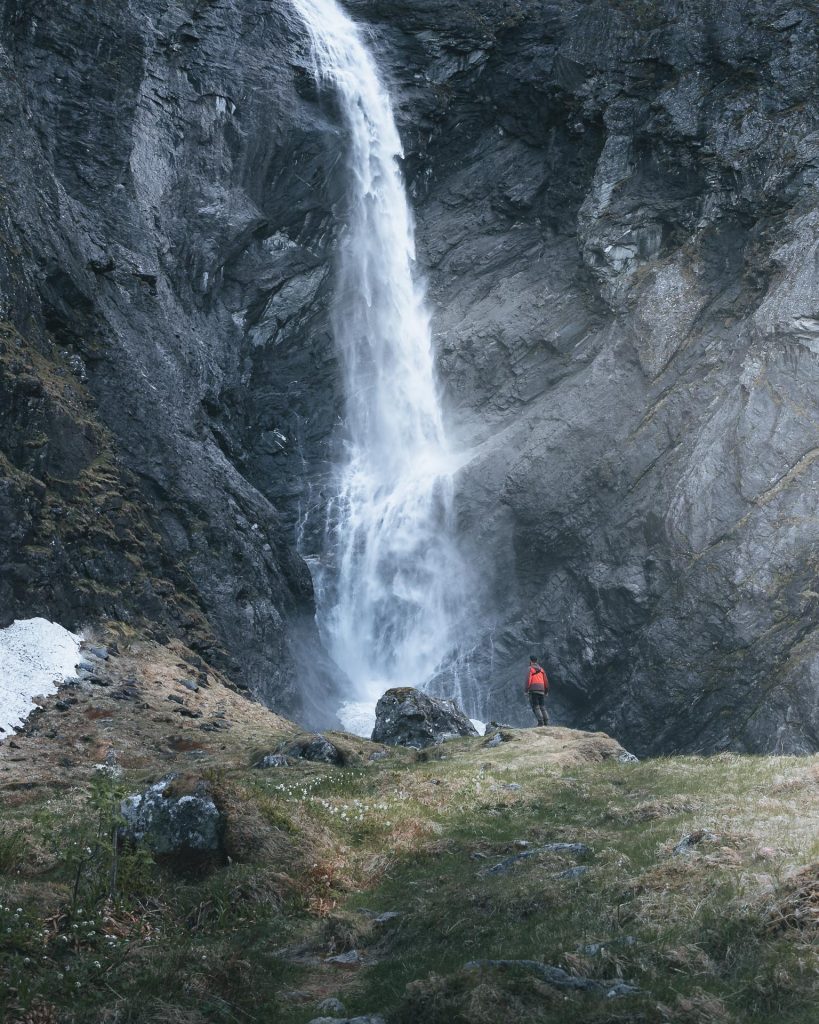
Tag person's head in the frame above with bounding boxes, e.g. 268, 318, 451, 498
530, 655, 538, 664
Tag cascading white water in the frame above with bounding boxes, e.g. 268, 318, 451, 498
292, 0, 469, 733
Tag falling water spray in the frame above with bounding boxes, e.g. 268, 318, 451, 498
291, 0, 471, 733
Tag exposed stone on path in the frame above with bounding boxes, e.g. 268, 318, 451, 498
325, 949, 364, 965
557, 865, 589, 880
464, 959, 638, 997
482, 842, 591, 877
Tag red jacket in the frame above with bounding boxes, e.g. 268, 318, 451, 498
526, 664, 548, 693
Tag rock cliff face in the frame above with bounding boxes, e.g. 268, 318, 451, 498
1, 0, 817, 752
0, 0, 342, 722
352, 0, 819, 755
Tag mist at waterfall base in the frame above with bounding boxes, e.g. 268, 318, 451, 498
292, 0, 480, 737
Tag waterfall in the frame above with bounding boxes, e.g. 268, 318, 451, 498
291, 0, 469, 733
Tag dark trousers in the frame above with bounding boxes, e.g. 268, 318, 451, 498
529, 691, 549, 725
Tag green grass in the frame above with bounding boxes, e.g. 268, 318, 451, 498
1, 742, 818, 1023
0, 830, 25, 876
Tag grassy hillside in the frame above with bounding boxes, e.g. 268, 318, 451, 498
1, 636, 817, 1023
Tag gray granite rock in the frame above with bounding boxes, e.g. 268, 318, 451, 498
372, 688, 478, 748
280, 733, 345, 765
482, 842, 591, 877
315, 997, 346, 1016
255, 754, 290, 769
464, 958, 638, 997
121, 773, 224, 866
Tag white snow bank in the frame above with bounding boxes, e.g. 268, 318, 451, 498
470, 718, 486, 736
0, 618, 82, 738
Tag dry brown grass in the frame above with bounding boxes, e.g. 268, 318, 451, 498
658, 943, 719, 974
321, 909, 373, 953
142, 1002, 208, 1024
4, 635, 819, 1024
0, 635, 302, 795
355, 851, 391, 888
293, 855, 360, 920
385, 816, 439, 851
8, 1001, 61, 1024
461, 980, 533, 1023
214, 780, 304, 868
619, 797, 697, 823
765, 864, 819, 935
395, 969, 568, 1024
658, 990, 737, 1023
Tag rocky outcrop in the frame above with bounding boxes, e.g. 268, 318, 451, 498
463, 960, 638, 999
350, 0, 819, 755
0, 0, 341, 723
255, 753, 291, 769
279, 732, 346, 764
121, 773, 224, 866
372, 687, 478, 748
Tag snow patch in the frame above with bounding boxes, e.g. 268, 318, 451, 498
470, 718, 486, 736
0, 618, 82, 738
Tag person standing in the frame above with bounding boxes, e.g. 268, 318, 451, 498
525, 655, 549, 726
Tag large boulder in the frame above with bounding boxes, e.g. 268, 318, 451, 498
372, 688, 478, 749
121, 773, 224, 867
280, 733, 345, 765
